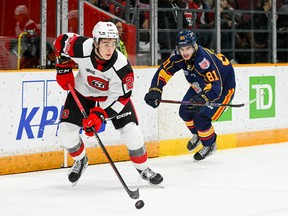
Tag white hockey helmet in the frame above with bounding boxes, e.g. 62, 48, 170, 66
92, 21, 119, 45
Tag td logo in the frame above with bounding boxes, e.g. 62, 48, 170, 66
249, 76, 275, 119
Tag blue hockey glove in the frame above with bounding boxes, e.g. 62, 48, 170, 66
144, 87, 162, 108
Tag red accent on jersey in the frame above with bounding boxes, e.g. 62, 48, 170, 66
118, 96, 130, 106
159, 77, 167, 85
54, 34, 65, 57
69, 142, 85, 157
87, 76, 109, 91
84, 96, 108, 102
129, 152, 148, 164
95, 58, 107, 71
64, 34, 78, 57
123, 72, 134, 90
61, 109, 70, 119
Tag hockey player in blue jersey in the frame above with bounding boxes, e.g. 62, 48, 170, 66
144, 30, 236, 160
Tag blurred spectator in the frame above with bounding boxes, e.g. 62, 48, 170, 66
188, 0, 215, 49
277, 0, 288, 62
249, 0, 272, 62
14, 5, 40, 36
108, 19, 128, 57
88, 0, 110, 11
220, 0, 241, 29
183, 0, 194, 29
277, 0, 288, 30
109, 0, 127, 19
68, 10, 78, 33
12, 5, 55, 68
134, 0, 150, 43
158, 0, 189, 62
219, 0, 241, 61
88, 0, 126, 19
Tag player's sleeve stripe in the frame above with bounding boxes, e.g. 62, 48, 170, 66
71, 36, 91, 57
159, 68, 172, 83
111, 101, 125, 113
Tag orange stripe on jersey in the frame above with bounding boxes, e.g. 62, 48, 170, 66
159, 68, 172, 83
212, 88, 235, 121
198, 126, 215, 140
185, 120, 194, 127
163, 58, 171, 68
185, 120, 195, 129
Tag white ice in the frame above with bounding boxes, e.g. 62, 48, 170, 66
1, 142, 288, 216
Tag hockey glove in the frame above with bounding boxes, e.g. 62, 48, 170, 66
144, 87, 162, 108
186, 92, 210, 114
56, 57, 74, 91
82, 107, 108, 137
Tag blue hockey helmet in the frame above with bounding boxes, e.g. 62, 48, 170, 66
176, 30, 197, 49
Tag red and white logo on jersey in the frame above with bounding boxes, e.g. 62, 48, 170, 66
123, 73, 134, 92
199, 58, 210, 70
62, 109, 70, 119
87, 76, 109, 91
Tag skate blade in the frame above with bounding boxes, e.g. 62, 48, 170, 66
67, 163, 89, 187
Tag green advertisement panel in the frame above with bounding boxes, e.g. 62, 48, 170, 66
250, 76, 275, 119
217, 107, 232, 122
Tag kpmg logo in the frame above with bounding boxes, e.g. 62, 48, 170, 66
16, 80, 64, 140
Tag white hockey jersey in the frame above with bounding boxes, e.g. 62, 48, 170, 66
54, 33, 134, 119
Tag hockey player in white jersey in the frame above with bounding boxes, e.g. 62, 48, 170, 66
54, 21, 163, 186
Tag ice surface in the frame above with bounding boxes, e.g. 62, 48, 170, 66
1, 142, 288, 216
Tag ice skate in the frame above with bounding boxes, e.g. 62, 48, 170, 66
68, 155, 88, 186
187, 134, 201, 151
194, 142, 217, 161
138, 168, 164, 186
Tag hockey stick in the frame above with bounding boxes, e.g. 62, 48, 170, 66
67, 83, 140, 199
159, 92, 264, 108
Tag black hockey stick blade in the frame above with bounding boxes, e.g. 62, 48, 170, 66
159, 92, 264, 108
159, 99, 244, 107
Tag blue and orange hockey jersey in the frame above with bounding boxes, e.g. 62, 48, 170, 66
149, 45, 236, 102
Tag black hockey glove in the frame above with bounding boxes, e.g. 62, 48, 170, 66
186, 92, 210, 114
144, 87, 162, 108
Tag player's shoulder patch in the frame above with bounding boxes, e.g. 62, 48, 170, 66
198, 57, 210, 70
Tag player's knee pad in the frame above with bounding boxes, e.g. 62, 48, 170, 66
58, 122, 81, 149
118, 122, 144, 150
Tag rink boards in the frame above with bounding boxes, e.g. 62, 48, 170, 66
0, 64, 288, 174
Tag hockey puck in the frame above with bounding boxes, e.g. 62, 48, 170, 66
135, 200, 145, 209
